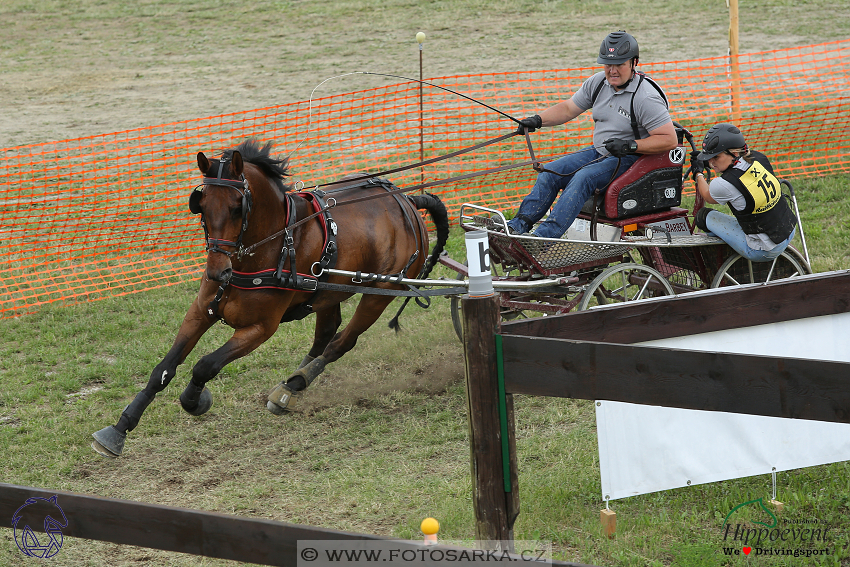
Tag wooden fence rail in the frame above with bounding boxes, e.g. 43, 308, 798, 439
0, 482, 588, 566
0, 482, 387, 565
463, 270, 850, 543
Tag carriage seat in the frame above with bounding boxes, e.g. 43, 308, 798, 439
581, 142, 688, 221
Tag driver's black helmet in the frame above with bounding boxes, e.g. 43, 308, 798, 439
597, 31, 639, 65
698, 123, 748, 160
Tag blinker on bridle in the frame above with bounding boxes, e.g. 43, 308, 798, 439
189, 156, 253, 260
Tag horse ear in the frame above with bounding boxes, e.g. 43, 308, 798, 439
231, 151, 244, 176
197, 152, 210, 174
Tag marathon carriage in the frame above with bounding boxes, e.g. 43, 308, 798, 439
438, 123, 812, 339
89, 122, 812, 457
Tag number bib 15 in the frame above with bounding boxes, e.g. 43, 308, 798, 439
740, 161, 780, 213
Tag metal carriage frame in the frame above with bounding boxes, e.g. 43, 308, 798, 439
440, 201, 811, 339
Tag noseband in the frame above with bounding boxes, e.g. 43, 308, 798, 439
189, 156, 253, 259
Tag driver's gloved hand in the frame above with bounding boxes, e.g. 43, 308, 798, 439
604, 138, 638, 157
516, 115, 543, 134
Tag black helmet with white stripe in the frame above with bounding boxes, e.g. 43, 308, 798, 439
597, 31, 639, 65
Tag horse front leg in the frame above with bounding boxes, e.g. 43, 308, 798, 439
91, 316, 215, 458
177, 322, 277, 415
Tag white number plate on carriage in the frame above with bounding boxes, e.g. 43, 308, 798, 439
565, 218, 622, 242
646, 218, 691, 237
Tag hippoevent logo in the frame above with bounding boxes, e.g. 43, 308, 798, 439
720, 498, 833, 558
11, 495, 68, 558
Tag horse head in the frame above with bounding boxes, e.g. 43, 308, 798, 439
192, 150, 252, 283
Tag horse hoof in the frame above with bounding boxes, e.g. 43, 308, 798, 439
267, 383, 298, 415
180, 387, 213, 416
91, 426, 125, 458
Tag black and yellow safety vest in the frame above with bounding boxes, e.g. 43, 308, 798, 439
719, 151, 797, 243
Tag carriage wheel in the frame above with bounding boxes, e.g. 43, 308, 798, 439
451, 296, 522, 342
577, 263, 675, 310
709, 249, 810, 288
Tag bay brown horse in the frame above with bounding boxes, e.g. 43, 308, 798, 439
91, 139, 448, 457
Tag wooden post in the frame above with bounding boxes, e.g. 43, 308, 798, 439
462, 229, 516, 550
768, 500, 785, 514
463, 292, 515, 549
600, 508, 617, 538
417, 32, 426, 191
728, 0, 742, 122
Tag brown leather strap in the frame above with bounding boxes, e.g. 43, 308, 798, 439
242, 128, 574, 256
312, 130, 519, 191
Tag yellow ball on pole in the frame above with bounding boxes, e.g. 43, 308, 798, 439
416, 31, 426, 44
420, 517, 439, 535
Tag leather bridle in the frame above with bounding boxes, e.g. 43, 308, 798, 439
189, 156, 253, 259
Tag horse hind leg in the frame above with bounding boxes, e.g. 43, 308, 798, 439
267, 305, 342, 415
267, 295, 395, 415
267, 355, 328, 415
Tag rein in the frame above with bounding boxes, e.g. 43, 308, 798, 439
240, 128, 565, 257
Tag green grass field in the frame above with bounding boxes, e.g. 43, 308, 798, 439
1, 173, 849, 567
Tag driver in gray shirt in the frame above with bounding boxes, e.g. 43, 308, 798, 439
506, 31, 678, 238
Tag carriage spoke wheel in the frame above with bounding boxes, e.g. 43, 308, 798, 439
577, 263, 675, 310
450, 295, 465, 341
709, 249, 810, 288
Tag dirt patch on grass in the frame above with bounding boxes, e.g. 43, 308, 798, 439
268, 348, 465, 414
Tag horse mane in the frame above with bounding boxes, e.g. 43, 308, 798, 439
221, 139, 292, 193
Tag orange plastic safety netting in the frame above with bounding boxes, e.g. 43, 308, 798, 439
2, 39, 848, 318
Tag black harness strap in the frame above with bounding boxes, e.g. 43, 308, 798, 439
231, 268, 317, 291
205, 284, 228, 320
235, 189, 340, 322
292, 190, 339, 317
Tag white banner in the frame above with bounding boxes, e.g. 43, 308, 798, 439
596, 312, 850, 501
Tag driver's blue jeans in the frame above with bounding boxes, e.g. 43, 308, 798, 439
506, 147, 638, 238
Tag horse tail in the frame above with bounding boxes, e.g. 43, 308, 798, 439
410, 192, 450, 279
388, 192, 450, 332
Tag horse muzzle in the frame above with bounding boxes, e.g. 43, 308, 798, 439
205, 255, 233, 283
